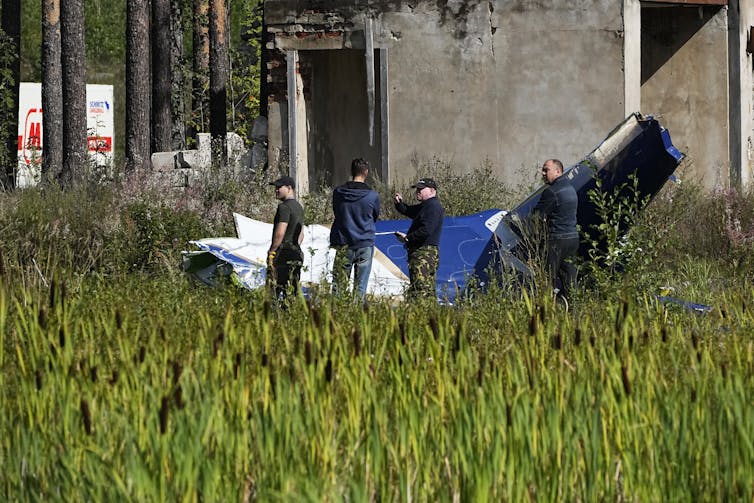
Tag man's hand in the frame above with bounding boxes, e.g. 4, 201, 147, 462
266, 250, 277, 269
393, 193, 403, 204
394, 231, 407, 243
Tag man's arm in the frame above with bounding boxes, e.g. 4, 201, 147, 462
532, 187, 556, 218
269, 222, 288, 252
395, 200, 420, 218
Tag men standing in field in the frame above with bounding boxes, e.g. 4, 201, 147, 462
330, 158, 381, 299
532, 159, 579, 299
267, 176, 305, 301
394, 178, 444, 300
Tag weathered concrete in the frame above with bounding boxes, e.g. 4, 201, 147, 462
264, 0, 754, 192
641, 4, 729, 188
149, 132, 250, 186
305, 49, 382, 185
624, 0, 642, 116
728, 0, 754, 188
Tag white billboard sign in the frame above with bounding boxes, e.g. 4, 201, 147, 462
17, 82, 115, 187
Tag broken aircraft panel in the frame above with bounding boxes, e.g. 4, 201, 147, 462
183, 113, 684, 302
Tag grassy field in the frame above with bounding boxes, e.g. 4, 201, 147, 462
1, 167, 753, 500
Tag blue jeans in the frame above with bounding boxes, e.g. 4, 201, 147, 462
332, 246, 374, 299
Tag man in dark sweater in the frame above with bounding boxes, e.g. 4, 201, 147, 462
393, 178, 444, 300
330, 158, 381, 299
267, 176, 305, 301
532, 159, 579, 298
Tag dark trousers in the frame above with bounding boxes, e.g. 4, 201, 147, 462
546, 236, 579, 296
268, 247, 303, 300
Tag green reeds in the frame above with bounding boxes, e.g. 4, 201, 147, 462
2, 275, 754, 500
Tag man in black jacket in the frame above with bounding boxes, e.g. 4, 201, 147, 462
394, 178, 444, 300
532, 159, 579, 298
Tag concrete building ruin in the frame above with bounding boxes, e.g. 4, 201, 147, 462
262, 0, 754, 193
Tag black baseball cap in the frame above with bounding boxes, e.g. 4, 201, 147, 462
411, 178, 437, 189
270, 176, 295, 189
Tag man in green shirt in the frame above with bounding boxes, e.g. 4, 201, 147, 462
267, 176, 305, 300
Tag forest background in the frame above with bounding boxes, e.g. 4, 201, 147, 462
1, 0, 263, 184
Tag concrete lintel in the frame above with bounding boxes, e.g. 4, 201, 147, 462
275, 32, 346, 50
274, 30, 366, 50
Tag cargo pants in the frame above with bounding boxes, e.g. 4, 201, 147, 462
406, 245, 439, 300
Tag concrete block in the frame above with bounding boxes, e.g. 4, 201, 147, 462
179, 149, 211, 170
151, 151, 180, 171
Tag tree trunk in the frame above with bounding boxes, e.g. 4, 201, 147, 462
170, 0, 185, 150
59, 0, 87, 186
152, 0, 171, 153
1, 0, 21, 188
126, 0, 151, 172
42, 0, 63, 182
209, 0, 227, 166
189, 0, 209, 144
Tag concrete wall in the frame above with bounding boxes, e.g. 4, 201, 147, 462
265, 0, 754, 192
641, 4, 729, 189
266, 0, 628, 189
377, 0, 627, 184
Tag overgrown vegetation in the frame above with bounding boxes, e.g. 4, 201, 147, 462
1, 161, 754, 499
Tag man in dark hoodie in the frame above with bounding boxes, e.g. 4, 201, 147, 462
394, 178, 444, 300
330, 158, 381, 299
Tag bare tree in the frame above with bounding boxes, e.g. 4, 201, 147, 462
1, 0, 21, 187
59, 0, 87, 186
189, 0, 209, 144
126, 0, 151, 172
152, 0, 171, 153
42, 0, 63, 182
209, 0, 227, 166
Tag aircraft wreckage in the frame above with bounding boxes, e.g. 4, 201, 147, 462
183, 113, 684, 302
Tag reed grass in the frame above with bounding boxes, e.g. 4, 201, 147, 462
1, 273, 753, 500
1, 165, 753, 500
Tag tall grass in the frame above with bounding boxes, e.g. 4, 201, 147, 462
2, 277, 753, 499
1, 164, 753, 499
